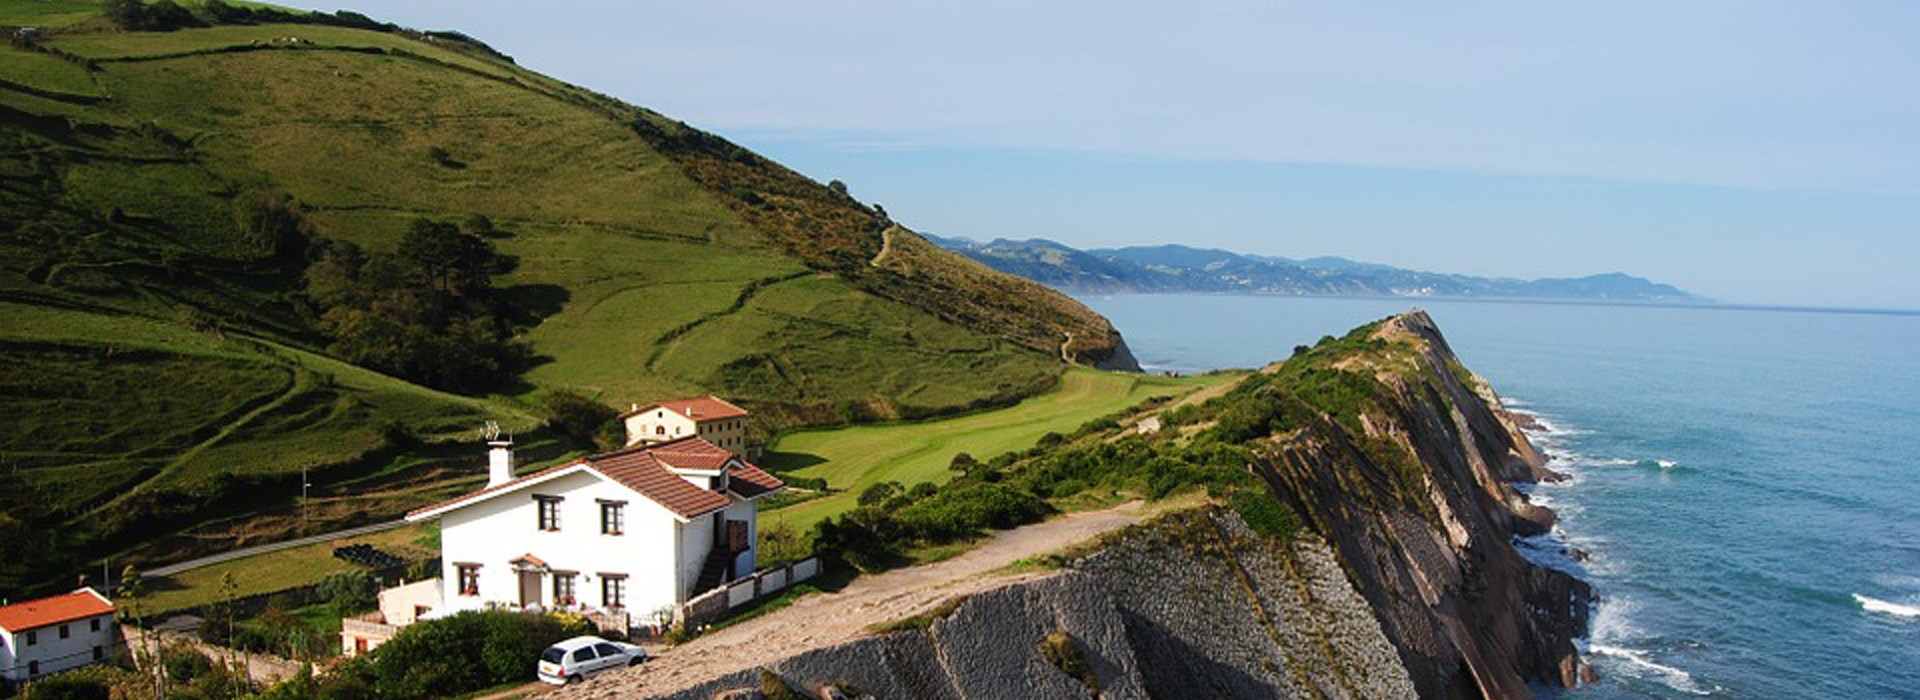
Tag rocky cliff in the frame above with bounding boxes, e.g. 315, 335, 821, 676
633, 311, 1588, 699
1247, 311, 1591, 697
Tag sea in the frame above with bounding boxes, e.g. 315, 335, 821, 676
1078, 294, 1920, 699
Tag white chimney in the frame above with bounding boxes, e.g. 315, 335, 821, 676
483, 421, 513, 487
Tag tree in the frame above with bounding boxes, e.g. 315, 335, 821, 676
232, 191, 315, 262
462, 214, 495, 236
104, 0, 150, 30
542, 391, 617, 447
397, 218, 497, 296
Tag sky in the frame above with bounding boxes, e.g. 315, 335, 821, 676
359, 1, 1920, 308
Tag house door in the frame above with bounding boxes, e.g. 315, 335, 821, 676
519, 570, 541, 607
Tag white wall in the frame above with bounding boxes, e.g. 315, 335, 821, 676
0, 614, 116, 681
623, 410, 696, 446
435, 469, 687, 618
377, 578, 442, 626
677, 512, 715, 600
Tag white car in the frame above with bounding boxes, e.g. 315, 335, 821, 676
537, 635, 648, 684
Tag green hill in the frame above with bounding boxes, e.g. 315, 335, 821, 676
0, 2, 1132, 593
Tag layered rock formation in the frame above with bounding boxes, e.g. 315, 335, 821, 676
1250, 311, 1591, 696
634, 311, 1589, 699
651, 511, 1417, 700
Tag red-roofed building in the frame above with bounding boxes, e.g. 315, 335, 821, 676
397, 430, 783, 634
0, 588, 116, 683
620, 396, 755, 457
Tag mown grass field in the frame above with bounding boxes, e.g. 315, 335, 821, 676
758, 368, 1241, 535
138, 523, 430, 616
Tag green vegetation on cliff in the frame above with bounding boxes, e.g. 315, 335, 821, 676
0, 2, 1128, 594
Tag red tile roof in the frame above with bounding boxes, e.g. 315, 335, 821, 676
728, 463, 785, 499
620, 396, 750, 421
407, 436, 785, 521
0, 589, 113, 632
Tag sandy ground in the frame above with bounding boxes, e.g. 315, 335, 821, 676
546, 501, 1146, 698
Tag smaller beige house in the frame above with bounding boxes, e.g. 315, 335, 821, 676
340, 578, 438, 657
621, 396, 753, 456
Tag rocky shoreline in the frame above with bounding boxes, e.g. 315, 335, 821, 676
592, 312, 1593, 699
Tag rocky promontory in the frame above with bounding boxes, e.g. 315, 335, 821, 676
599, 311, 1588, 699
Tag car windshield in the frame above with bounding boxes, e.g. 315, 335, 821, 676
540, 647, 566, 664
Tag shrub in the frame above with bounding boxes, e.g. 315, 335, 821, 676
542, 390, 617, 447
857, 481, 902, 507
1038, 630, 1099, 691
896, 483, 1051, 541
1230, 490, 1298, 540
317, 569, 378, 616
346, 610, 591, 699
22, 672, 111, 700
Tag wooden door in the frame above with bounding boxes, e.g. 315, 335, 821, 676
519, 570, 541, 607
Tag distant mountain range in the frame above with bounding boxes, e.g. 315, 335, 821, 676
927, 236, 1703, 303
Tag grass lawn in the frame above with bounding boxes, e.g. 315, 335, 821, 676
757, 368, 1240, 535
136, 523, 429, 617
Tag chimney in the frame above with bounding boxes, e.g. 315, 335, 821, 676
484, 421, 513, 487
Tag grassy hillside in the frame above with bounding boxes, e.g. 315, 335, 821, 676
760, 368, 1238, 536
0, 3, 1129, 594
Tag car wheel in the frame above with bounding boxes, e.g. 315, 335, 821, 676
566, 675, 582, 685
628, 656, 643, 667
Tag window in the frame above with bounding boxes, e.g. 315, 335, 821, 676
655, 425, 665, 436
28, 661, 38, 677
457, 564, 481, 596
25, 630, 36, 646
601, 574, 627, 608
593, 643, 622, 659
535, 495, 562, 531
92, 646, 103, 661
59, 623, 69, 639
600, 501, 625, 535
572, 647, 598, 664
553, 572, 577, 606
90, 618, 101, 632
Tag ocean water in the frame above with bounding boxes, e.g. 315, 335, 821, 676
1079, 294, 1920, 699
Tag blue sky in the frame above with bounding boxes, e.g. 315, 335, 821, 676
362, 1, 1920, 308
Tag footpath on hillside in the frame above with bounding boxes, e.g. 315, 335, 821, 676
549, 501, 1147, 699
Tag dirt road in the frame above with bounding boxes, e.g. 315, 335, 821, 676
551, 501, 1146, 698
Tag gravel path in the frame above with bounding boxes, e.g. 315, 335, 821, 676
551, 501, 1146, 698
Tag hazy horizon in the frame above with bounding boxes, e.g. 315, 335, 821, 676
359, 1, 1920, 310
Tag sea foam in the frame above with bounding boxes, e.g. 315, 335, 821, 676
1853, 593, 1920, 618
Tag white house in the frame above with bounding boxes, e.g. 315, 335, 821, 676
0, 589, 116, 684
620, 396, 753, 456
403, 432, 784, 627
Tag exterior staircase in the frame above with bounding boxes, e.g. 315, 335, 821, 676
693, 548, 732, 595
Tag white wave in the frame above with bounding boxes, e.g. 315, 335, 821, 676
1854, 593, 1920, 618
1585, 457, 1637, 467
1501, 396, 1531, 407
1655, 459, 1681, 469
1512, 533, 1587, 577
1589, 644, 1713, 696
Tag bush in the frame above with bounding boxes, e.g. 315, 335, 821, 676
543, 390, 618, 448
1231, 490, 1298, 540
23, 672, 111, 700
896, 483, 1051, 541
317, 569, 378, 616
344, 610, 591, 699
856, 481, 901, 507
